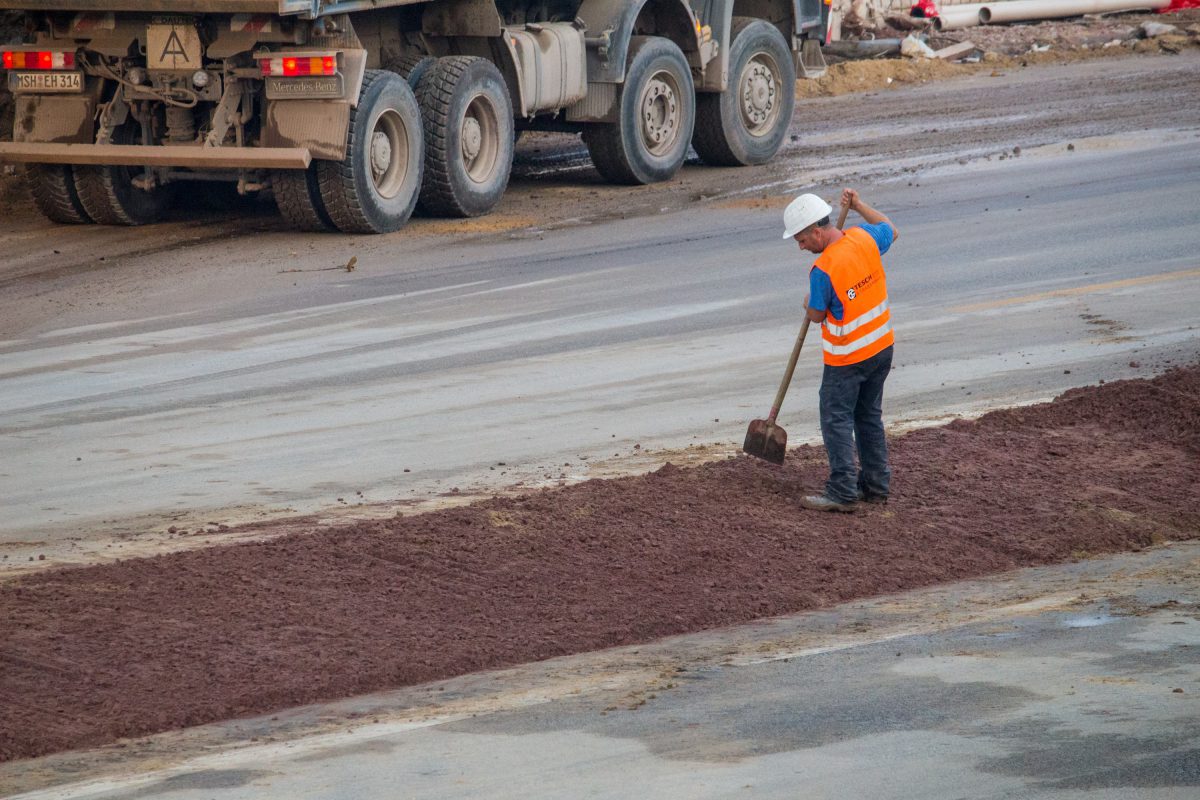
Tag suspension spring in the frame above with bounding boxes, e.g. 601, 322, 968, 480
165, 106, 196, 143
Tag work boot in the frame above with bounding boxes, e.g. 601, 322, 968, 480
799, 494, 858, 513
856, 491, 888, 505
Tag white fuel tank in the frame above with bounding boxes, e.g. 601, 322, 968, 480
503, 22, 587, 117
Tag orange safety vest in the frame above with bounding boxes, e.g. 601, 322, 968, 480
811, 227, 895, 367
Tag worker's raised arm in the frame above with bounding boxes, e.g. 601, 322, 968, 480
842, 189, 899, 241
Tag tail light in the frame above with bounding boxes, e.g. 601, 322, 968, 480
2, 50, 77, 70
260, 54, 336, 78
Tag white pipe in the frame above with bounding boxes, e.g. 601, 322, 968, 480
934, 4, 987, 31
978, 0, 1169, 24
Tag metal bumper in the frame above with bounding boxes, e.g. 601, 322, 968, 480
0, 142, 312, 169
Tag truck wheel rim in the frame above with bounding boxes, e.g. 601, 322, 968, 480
371, 108, 410, 200
639, 70, 681, 156
462, 94, 499, 184
739, 52, 780, 137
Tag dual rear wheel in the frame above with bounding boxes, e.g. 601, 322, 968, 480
693, 18, 796, 167
273, 57, 513, 233
26, 123, 174, 226
414, 56, 513, 218
583, 22, 795, 186
274, 69, 423, 234
27, 164, 92, 225
584, 36, 696, 186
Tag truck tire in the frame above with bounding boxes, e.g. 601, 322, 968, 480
27, 164, 93, 224
388, 53, 435, 89
583, 36, 695, 185
74, 125, 173, 225
415, 56, 514, 218
692, 18, 796, 167
273, 167, 336, 231
315, 69, 423, 234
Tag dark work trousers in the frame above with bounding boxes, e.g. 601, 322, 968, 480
818, 345, 894, 503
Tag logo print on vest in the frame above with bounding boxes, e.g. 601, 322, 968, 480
847, 287, 857, 300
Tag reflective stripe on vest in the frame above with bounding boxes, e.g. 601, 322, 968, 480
822, 298, 890, 337
812, 227, 895, 367
823, 318, 894, 356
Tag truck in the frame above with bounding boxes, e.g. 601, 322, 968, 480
0, 0, 828, 233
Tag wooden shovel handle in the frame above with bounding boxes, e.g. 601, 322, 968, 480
767, 317, 810, 423
836, 202, 850, 231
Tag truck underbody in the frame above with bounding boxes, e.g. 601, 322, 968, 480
0, 0, 828, 231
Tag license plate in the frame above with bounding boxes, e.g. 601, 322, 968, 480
8, 71, 83, 93
265, 75, 344, 100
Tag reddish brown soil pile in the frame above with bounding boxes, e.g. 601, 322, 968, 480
3, 366, 1198, 762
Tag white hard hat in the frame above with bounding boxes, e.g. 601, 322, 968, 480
781, 193, 833, 239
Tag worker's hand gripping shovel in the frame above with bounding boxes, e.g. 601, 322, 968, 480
742, 202, 850, 465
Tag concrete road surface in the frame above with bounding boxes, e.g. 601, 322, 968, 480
4, 542, 1197, 799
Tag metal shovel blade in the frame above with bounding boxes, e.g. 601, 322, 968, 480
743, 418, 788, 465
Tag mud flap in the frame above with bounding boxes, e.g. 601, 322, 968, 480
13, 94, 98, 144
263, 100, 351, 161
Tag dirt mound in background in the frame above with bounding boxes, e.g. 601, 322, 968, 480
2, 365, 1199, 762
796, 57, 974, 97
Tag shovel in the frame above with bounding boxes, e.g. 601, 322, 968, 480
742, 202, 849, 465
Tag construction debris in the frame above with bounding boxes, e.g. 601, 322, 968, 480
932, 0, 1172, 31
826, 2, 1199, 67
1140, 20, 1180, 35
826, 5, 1200, 67
823, 37, 907, 59
901, 33, 939, 56
933, 40, 980, 59
885, 12, 935, 30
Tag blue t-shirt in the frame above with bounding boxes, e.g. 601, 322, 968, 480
808, 222, 894, 319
